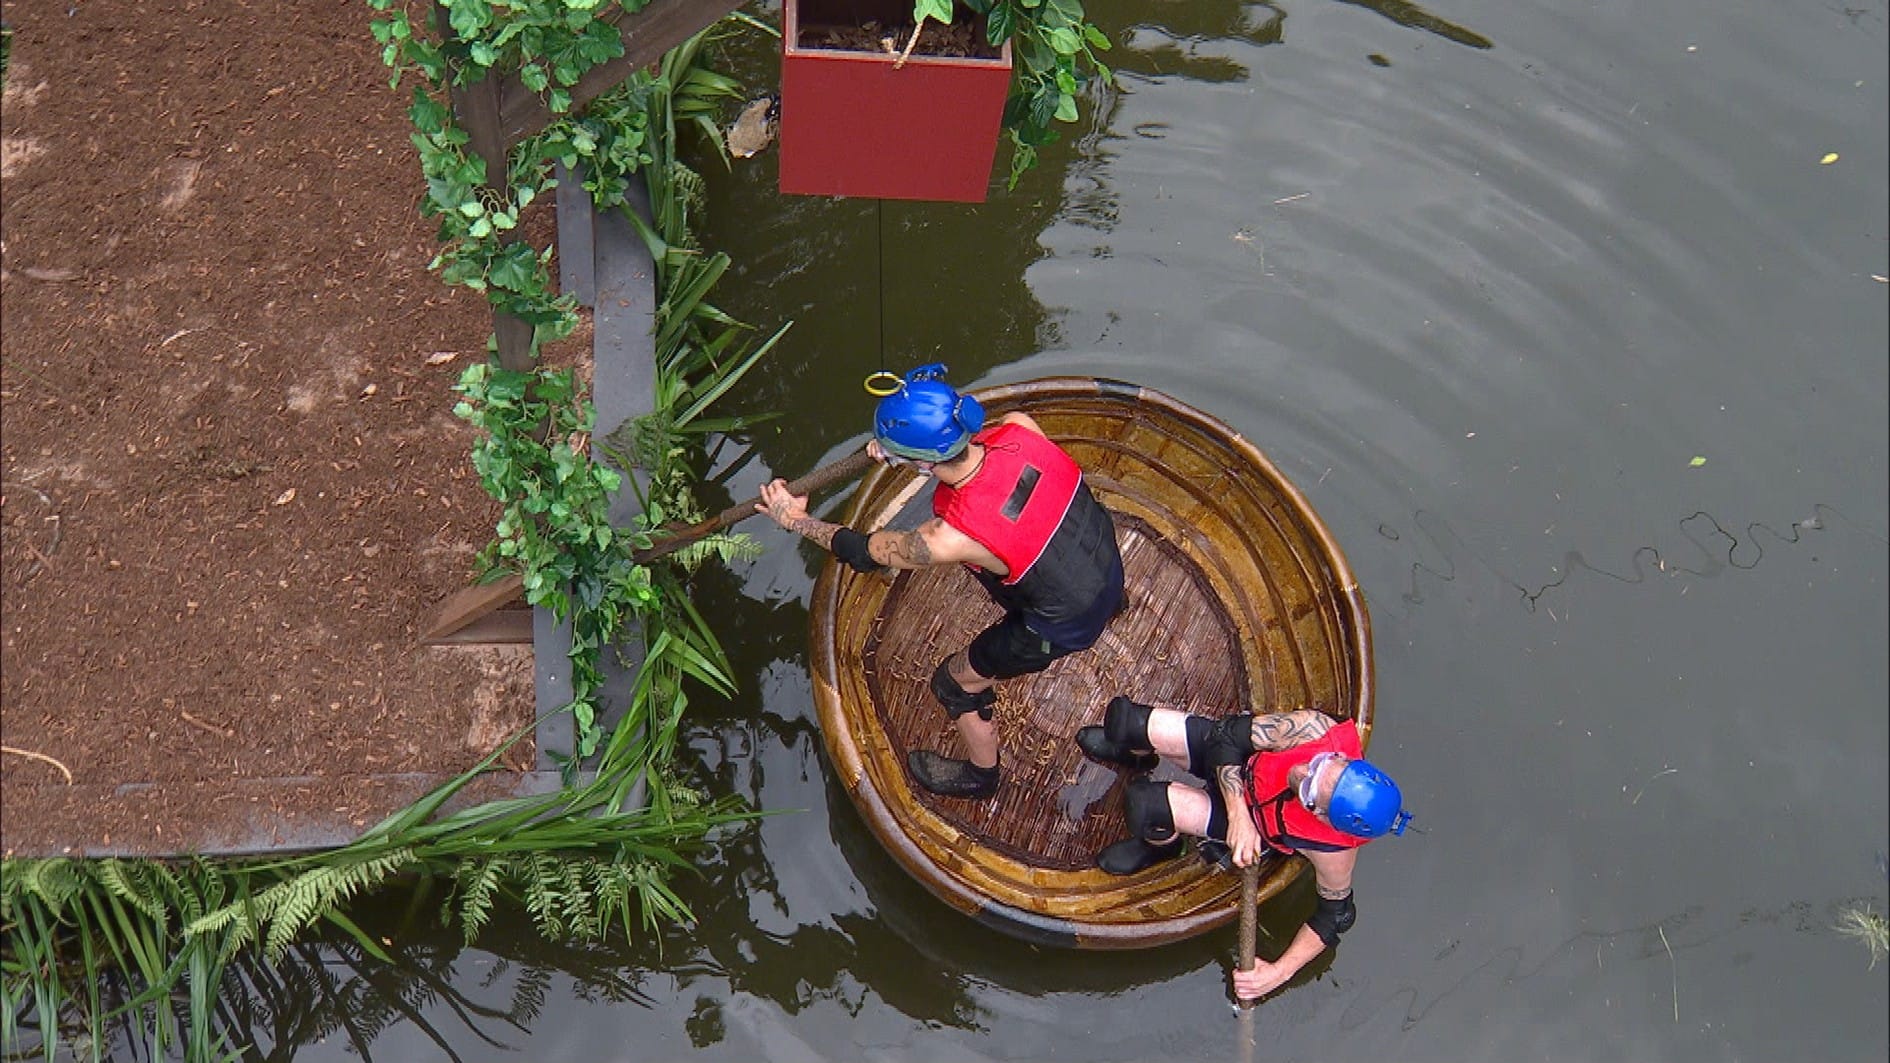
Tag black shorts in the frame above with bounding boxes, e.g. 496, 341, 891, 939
966, 611, 1077, 680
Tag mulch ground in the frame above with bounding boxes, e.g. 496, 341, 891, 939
1, 1, 556, 856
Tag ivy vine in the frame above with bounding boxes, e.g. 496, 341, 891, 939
912, 0, 1114, 186
365, 1, 766, 759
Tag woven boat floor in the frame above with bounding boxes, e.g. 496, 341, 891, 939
862, 515, 1250, 871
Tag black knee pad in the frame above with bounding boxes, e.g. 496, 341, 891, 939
931, 659, 996, 721
1103, 695, 1153, 747
1124, 778, 1176, 844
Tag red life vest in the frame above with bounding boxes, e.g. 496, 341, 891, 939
1243, 721, 1371, 853
932, 422, 1083, 585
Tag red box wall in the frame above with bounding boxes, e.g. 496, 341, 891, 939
780, 0, 1013, 203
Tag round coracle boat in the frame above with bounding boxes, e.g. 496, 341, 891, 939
808, 377, 1374, 949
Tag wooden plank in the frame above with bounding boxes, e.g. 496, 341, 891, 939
419, 449, 876, 645
426, 607, 535, 645
420, 575, 525, 643
555, 161, 597, 307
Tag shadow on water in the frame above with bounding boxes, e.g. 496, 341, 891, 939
142, 913, 663, 1062
145, 823, 1316, 1061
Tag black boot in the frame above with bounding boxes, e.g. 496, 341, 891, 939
1096, 837, 1183, 875
1196, 839, 1234, 873
908, 750, 999, 799
1075, 726, 1159, 773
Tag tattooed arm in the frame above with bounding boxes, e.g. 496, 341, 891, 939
1247, 710, 1335, 752
1216, 763, 1265, 867
1232, 849, 1359, 1002
756, 480, 1000, 572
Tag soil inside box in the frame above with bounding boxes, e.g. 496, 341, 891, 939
798, 19, 1004, 58
792, 0, 1003, 57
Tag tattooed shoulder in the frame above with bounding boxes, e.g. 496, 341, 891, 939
1249, 710, 1333, 749
891, 529, 934, 567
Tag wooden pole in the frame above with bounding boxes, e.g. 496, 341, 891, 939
421, 447, 878, 642
636, 447, 876, 564
1237, 861, 1260, 1063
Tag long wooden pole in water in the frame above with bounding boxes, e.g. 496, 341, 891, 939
635, 446, 877, 563
1237, 861, 1260, 1063
420, 447, 877, 641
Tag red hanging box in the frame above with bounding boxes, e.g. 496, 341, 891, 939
780, 0, 1013, 203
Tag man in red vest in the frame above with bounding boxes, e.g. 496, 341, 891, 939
758, 364, 1125, 800
1079, 696, 1413, 1001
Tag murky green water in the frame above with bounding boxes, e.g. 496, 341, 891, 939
274, 0, 1885, 1057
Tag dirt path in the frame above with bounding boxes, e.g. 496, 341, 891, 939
1, 1, 541, 855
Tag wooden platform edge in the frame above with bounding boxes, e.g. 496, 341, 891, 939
426, 607, 535, 645
420, 574, 525, 644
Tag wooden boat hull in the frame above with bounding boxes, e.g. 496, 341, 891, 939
809, 377, 1373, 949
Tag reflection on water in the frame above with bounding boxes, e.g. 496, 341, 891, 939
1109, 0, 1486, 83
1336, 0, 1490, 49
190, 917, 660, 1060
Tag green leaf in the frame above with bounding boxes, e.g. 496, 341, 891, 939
447, 0, 493, 39
987, 3, 1016, 44
1045, 0, 1083, 27
409, 92, 449, 135
489, 244, 538, 290
914, 0, 955, 23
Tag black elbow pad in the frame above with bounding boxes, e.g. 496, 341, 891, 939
1307, 892, 1357, 948
831, 527, 885, 573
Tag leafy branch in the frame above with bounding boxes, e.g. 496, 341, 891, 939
910, 0, 1113, 186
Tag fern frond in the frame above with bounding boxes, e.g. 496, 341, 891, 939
452, 857, 506, 946
559, 856, 598, 939
521, 854, 565, 939
254, 848, 413, 961
18, 858, 83, 912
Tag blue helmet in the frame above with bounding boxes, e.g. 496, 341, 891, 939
1324, 758, 1413, 839
873, 363, 985, 462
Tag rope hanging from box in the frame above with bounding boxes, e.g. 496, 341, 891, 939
864, 199, 901, 397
